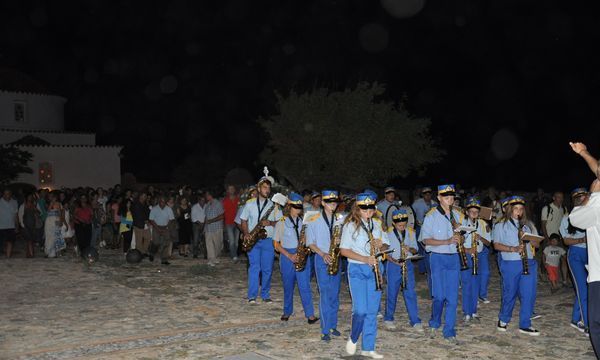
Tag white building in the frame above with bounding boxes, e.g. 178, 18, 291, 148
0, 69, 122, 189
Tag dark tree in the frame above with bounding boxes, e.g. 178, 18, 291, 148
0, 146, 33, 185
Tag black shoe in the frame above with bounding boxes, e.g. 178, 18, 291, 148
281, 314, 290, 321
263, 298, 273, 304
308, 317, 319, 324
330, 328, 341, 336
149, 254, 154, 262
519, 327, 540, 336
161, 261, 170, 265
497, 320, 507, 332
321, 334, 331, 342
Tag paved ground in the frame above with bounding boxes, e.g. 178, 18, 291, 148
0, 244, 596, 360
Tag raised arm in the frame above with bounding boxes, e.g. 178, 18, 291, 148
570, 142, 600, 177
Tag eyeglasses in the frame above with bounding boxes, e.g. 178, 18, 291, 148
358, 205, 376, 210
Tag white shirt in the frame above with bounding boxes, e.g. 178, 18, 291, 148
543, 245, 566, 267
569, 193, 600, 283
541, 202, 566, 237
191, 203, 206, 223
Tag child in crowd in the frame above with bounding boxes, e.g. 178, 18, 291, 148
543, 234, 566, 293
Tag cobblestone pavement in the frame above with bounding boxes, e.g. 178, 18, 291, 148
0, 246, 596, 360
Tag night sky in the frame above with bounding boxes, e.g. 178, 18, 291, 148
2, 0, 600, 191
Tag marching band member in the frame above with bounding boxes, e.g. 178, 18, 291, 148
412, 187, 437, 283
461, 197, 491, 323
383, 209, 423, 332
273, 192, 319, 324
493, 196, 542, 336
419, 184, 462, 344
306, 190, 343, 341
377, 187, 399, 230
240, 171, 282, 304
561, 187, 589, 334
342, 193, 389, 359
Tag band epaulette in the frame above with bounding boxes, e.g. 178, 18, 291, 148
425, 207, 437, 217
373, 217, 383, 225
375, 210, 383, 218
246, 198, 257, 203
279, 216, 287, 223
408, 227, 416, 235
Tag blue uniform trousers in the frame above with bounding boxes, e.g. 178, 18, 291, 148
460, 256, 479, 317
247, 238, 274, 300
567, 246, 588, 326
478, 246, 491, 299
348, 263, 381, 351
498, 259, 537, 329
314, 255, 341, 335
384, 260, 421, 325
429, 253, 459, 338
280, 247, 315, 318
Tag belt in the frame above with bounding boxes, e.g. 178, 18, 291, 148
431, 252, 457, 256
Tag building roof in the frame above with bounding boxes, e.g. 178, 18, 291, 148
0, 127, 95, 135
4, 144, 123, 149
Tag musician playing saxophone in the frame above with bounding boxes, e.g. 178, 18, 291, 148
383, 209, 422, 332
240, 172, 282, 304
306, 190, 343, 342
340, 193, 389, 359
492, 195, 542, 336
418, 184, 463, 344
461, 197, 491, 324
273, 192, 318, 324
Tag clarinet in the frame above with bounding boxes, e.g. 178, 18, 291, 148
366, 225, 384, 291
471, 230, 479, 276
517, 216, 529, 275
399, 230, 408, 291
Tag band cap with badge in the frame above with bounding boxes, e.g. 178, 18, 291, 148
571, 187, 588, 198
437, 184, 456, 197
391, 209, 409, 223
287, 192, 304, 209
356, 192, 377, 209
322, 190, 339, 203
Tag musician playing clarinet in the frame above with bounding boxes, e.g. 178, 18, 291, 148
418, 184, 463, 344
341, 193, 389, 359
492, 195, 542, 336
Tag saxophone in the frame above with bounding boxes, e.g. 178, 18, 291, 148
471, 230, 479, 276
242, 203, 276, 252
450, 212, 469, 271
517, 216, 529, 275
367, 227, 384, 291
327, 222, 342, 275
295, 224, 309, 272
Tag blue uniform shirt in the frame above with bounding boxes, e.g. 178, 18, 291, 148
240, 197, 282, 238
306, 211, 343, 253
274, 216, 303, 249
492, 219, 535, 260
463, 217, 490, 253
559, 215, 586, 248
386, 227, 418, 260
418, 207, 463, 254
412, 198, 437, 226
340, 218, 388, 264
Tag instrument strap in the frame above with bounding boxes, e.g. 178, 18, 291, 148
359, 218, 374, 242
256, 197, 268, 220
322, 209, 335, 237
289, 216, 300, 241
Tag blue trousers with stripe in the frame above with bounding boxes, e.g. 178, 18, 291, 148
478, 246, 491, 299
460, 256, 479, 317
568, 246, 588, 326
315, 255, 341, 335
498, 259, 537, 329
384, 260, 421, 325
348, 263, 381, 351
247, 238, 274, 300
429, 253, 459, 338
280, 247, 315, 318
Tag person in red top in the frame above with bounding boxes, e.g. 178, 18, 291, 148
74, 194, 93, 257
223, 185, 240, 262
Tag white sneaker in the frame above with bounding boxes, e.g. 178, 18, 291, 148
377, 312, 383, 319
345, 339, 357, 355
384, 321, 396, 330
360, 350, 384, 359
412, 323, 424, 332
208, 262, 215, 267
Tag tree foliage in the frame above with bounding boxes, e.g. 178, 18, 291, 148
258, 82, 444, 190
0, 146, 33, 185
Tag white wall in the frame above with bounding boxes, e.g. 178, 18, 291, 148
14, 145, 122, 189
0, 91, 66, 131
0, 129, 95, 145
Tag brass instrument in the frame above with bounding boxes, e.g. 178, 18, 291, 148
471, 230, 479, 276
327, 222, 342, 275
450, 214, 469, 271
295, 224, 309, 272
517, 216, 529, 275
242, 203, 276, 252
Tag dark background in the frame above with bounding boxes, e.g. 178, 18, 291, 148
2, 0, 599, 191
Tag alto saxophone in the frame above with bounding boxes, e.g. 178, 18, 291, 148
242, 203, 276, 252
450, 214, 469, 271
327, 223, 342, 275
295, 224, 309, 272
517, 216, 529, 275
367, 228, 384, 291
471, 230, 479, 276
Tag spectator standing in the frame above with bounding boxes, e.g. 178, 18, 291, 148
0, 189, 19, 258
177, 197, 192, 257
74, 194, 93, 257
223, 185, 240, 262
204, 190, 224, 266
543, 234, 566, 293
132, 193, 151, 257
119, 198, 134, 255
